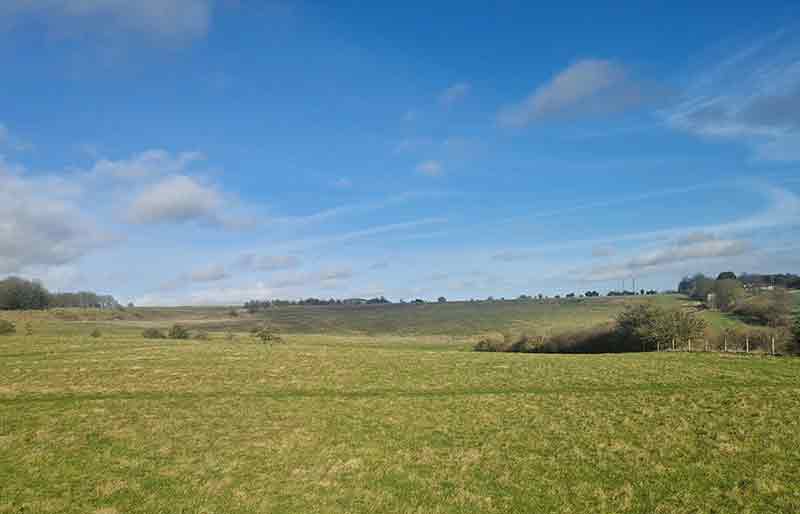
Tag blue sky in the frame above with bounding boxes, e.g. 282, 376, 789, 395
1, 1, 799, 305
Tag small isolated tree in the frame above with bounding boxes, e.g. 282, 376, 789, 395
168, 324, 190, 340
90, 328, 102, 338
252, 325, 283, 344
437, 296, 447, 303
142, 328, 166, 339
717, 271, 737, 281
692, 275, 716, 300
0, 320, 15, 335
714, 279, 745, 311
616, 304, 706, 351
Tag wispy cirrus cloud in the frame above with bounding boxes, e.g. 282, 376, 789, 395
237, 253, 302, 272
490, 184, 800, 266
160, 263, 230, 291
0, 0, 215, 41
666, 29, 800, 161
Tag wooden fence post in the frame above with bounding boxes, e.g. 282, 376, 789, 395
771, 336, 776, 356
704, 339, 708, 352
724, 337, 728, 353
746, 336, 750, 354
672, 338, 675, 351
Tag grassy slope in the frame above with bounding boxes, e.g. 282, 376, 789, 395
2, 331, 799, 514
1, 296, 797, 513
0, 294, 750, 339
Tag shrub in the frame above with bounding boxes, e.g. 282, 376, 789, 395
508, 334, 539, 353
0, 320, 16, 335
252, 326, 283, 344
24, 322, 33, 336
734, 289, 794, 327
714, 279, 745, 311
90, 329, 102, 338
616, 304, 706, 351
473, 337, 508, 352
142, 328, 166, 339
168, 324, 190, 340
538, 324, 623, 353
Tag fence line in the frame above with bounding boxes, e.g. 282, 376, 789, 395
655, 335, 786, 356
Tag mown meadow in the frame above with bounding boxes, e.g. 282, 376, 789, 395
2, 296, 799, 513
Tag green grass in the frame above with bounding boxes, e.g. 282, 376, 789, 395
1, 298, 798, 513
135, 294, 734, 337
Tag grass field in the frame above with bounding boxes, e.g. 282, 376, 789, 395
2, 297, 799, 513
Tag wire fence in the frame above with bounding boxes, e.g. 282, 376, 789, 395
656, 329, 793, 356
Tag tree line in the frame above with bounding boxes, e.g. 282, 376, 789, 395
678, 272, 795, 324
244, 296, 391, 313
0, 276, 119, 311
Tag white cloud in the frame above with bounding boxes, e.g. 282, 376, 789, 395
491, 250, 534, 262
237, 254, 302, 272
591, 245, 615, 258
439, 82, 470, 106
495, 185, 800, 261
0, 0, 214, 41
666, 30, 800, 161
137, 281, 278, 307
271, 268, 353, 289
159, 262, 230, 291
0, 156, 110, 274
578, 237, 752, 281
126, 174, 223, 225
498, 59, 650, 127
416, 160, 443, 177
91, 149, 205, 180
189, 263, 229, 282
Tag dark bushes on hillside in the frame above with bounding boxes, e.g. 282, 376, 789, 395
733, 289, 794, 327
142, 328, 166, 339
168, 324, 190, 340
474, 304, 707, 354
538, 324, 630, 353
